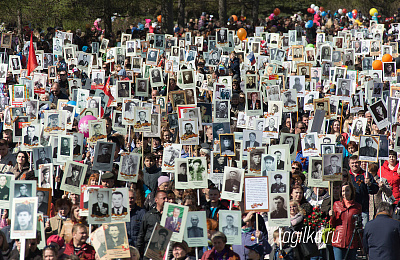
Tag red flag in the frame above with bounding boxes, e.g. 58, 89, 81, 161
26, 32, 38, 76
103, 75, 114, 107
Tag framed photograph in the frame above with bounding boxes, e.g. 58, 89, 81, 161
321, 144, 335, 155
280, 133, 299, 160
219, 134, 235, 156
368, 99, 389, 130
244, 177, 269, 212
245, 91, 263, 116
183, 211, 208, 247
289, 75, 305, 96
301, 132, 320, 157
60, 161, 88, 194
282, 89, 298, 112
245, 74, 257, 91
358, 135, 379, 162
122, 99, 140, 125
144, 223, 172, 260
243, 130, 262, 156
160, 203, 189, 242
9, 180, 37, 213
308, 157, 328, 188
221, 167, 245, 201
313, 98, 331, 118
88, 119, 107, 144
10, 55, 21, 74
320, 45, 332, 61
118, 153, 140, 182
88, 188, 112, 224
161, 143, 182, 173
218, 210, 241, 245
134, 107, 151, 132
38, 163, 53, 189
187, 157, 207, 188
1, 33, 12, 49
322, 153, 343, 181
92, 141, 116, 171
377, 134, 389, 160
268, 175, 290, 225
110, 188, 130, 222
0, 174, 14, 208
10, 197, 38, 239
179, 119, 199, 145
149, 67, 164, 87
57, 135, 73, 162
174, 158, 189, 189
146, 48, 159, 65
21, 123, 41, 150
36, 188, 51, 216
135, 78, 149, 97
103, 222, 130, 258
247, 148, 266, 176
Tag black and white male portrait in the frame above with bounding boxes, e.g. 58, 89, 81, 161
217, 28, 228, 43
336, 79, 351, 96
224, 169, 241, 193
111, 191, 128, 215
151, 68, 162, 83
220, 135, 235, 156
23, 125, 39, 145
215, 100, 229, 119
311, 160, 323, 179
182, 71, 193, 85
187, 214, 203, 238
65, 165, 82, 187
96, 143, 113, 164
369, 100, 388, 123
147, 50, 158, 62
105, 223, 127, 250
14, 203, 34, 231
323, 154, 342, 176
271, 173, 286, 193
359, 136, 378, 159
15, 183, 33, 198
92, 192, 109, 217
60, 137, 71, 156
37, 190, 49, 215
270, 195, 287, 219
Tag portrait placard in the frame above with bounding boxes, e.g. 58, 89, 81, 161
179, 119, 199, 145
38, 163, 53, 190
122, 98, 140, 125
162, 143, 182, 172
161, 203, 189, 242
36, 188, 51, 216
144, 223, 172, 260
60, 161, 88, 194
118, 153, 140, 182
187, 157, 207, 189
322, 153, 343, 181
10, 197, 38, 239
88, 119, 107, 144
358, 135, 379, 162
183, 211, 208, 247
134, 107, 151, 132
308, 157, 329, 188
89, 226, 108, 260
57, 135, 73, 162
93, 141, 116, 171
247, 147, 266, 176
301, 132, 320, 157
88, 188, 112, 224
218, 210, 241, 245
268, 171, 290, 227
0, 174, 14, 208
103, 222, 130, 258
111, 188, 130, 222
279, 133, 299, 160
221, 166, 245, 201
244, 177, 269, 212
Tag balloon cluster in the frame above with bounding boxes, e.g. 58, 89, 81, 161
372, 54, 392, 70
307, 4, 324, 15
268, 8, 280, 20
92, 18, 102, 33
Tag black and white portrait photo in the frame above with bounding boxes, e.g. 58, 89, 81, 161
270, 195, 288, 219
13, 182, 34, 198
220, 134, 235, 156
89, 189, 111, 223
136, 78, 148, 96
336, 79, 351, 97
22, 124, 40, 146
118, 153, 140, 182
368, 100, 389, 129
359, 136, 379, 162
290, 76, 305, 94
36, 189, 50, 215
322, 153, 342, 180
147, 49, 159, 65
321, 45, 332, 61
310, 159, 323, 180
217, 28, 228, 44
214, 100, 229, 121
93, 141, 116, 171
104, 223, 128, 250
11, 198, 37, 239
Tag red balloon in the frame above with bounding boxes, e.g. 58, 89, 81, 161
319, 7, 325, 11
307, 8, 313, 13
274, 8, 281, 16
342, 8, 347, 14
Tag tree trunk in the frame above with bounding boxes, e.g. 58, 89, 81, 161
219, 0, 227, 25
252, 0, 259, 26
166, 0, 174, 34
17, 8, 23, 53
240, 0, 245, 17
178, 0, 185, 30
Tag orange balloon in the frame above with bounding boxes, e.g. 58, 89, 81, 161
382, 54, 393, 62
273, 8, 281, 16
372, 60, 383, 70
157, 15, 162, 23
232, 15, 238, 22
237, 28, 247, 41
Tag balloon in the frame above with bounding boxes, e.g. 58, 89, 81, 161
320, 7, 325, 11
342, 8, 347, 14
338, 9, 343, 14
372, 60, 383, 70
369, 8, 378, 16
352, 9, 358, 16
347, 12, 353, 19
311, 4, 315, 9
232, 15, 238, 22
308, 8, 314, 14
314, 6, 319, 12
306, 43, 314, 48
305, 20, 314, 28
269, 13, 275, 20
237, 28, 247, 41
382, 54, 393, 62
157, 15, 162, 23
78, 115, 97, 138
321, 11, 327, 17
273, 8, 280, 16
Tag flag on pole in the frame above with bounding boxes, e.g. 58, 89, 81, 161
247, 51, 256, 66
102, 75, 114, 106
26, 32, 38, 76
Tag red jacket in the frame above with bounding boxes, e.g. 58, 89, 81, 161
201, 246, 240, 260
330, 200, 362, 249
379, 161, 400, 203
64, 240, 96, 260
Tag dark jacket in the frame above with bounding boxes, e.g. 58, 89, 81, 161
363, 213, 400, 260
136, 207, 162, 257
201, 245, 240, 260
126, 204, 146, 247
203, 200, 229, 221
330, 200, 362, 249
229, 57, 240, 77
269, 243, 294, 260
349, 169, 379, 212
143, 164, 166, 193
232, 229, 271, 260
8, 248, 41, 260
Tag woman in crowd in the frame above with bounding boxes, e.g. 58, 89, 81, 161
12, 151, 34, 180
201, 232, 240, 260
379, 150, 400, 204
289, 200, 304, 231
330, 182, 362, 260
171, 241, 192, 260
42, 245, 58, 260
329, 119, 341, 134
60, 205, 88, 243
45, 198, 72, 238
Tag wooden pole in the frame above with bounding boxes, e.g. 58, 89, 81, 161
256, 213, 259, 243
19, 239, 25, 260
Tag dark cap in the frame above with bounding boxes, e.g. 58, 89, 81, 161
158, 228, 169, 237
245, 243, 264, 256
102, 171, 114, 180
274, 173, 282, 179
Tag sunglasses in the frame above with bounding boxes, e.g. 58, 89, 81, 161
292, 167, 300, 170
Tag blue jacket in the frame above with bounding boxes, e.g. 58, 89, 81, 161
232, 229, 271, 260
363, 214, 400, 260
349, 169, 379, 213
126, 204, 146, 247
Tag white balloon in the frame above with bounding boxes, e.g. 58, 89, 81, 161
314, 7, 319, 12
338, 9, 343, 14
311, 4, 315, 8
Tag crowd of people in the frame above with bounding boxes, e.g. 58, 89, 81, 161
0, 6, 400, 260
